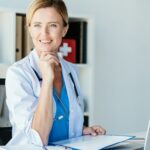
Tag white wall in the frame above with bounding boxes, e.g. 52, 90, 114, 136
66, 0, 150, 134
1, 0, 150, 134
0, 0, 30, 11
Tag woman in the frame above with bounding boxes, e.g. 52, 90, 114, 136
6, 0, 106, 146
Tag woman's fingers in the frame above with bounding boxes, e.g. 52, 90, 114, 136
83, 127, 96, 136
83, 125, 106, 136
39, 52, 61, 81
92, 125, 106, 135
40, 52, 59, 66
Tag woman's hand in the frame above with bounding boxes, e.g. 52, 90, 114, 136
83, 125, 106, 136
39, 52, 59, 82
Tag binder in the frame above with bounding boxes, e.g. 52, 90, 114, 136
16, 15, 23, 61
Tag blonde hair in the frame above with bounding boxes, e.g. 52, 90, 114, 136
26, 0, 68, 27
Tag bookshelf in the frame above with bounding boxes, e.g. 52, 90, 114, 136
65, 18, 87, 64
0, 10, 95, 127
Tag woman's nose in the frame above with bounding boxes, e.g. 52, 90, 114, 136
41, 26, 49, 35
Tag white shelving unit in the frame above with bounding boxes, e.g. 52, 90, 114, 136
0, 10, 16, 79
0, 9, 95, 126
0, 11, 16, 65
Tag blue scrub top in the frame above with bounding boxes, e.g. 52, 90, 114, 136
48, 78, 70, 144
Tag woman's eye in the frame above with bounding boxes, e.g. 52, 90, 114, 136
34, 24, 41, 27
50, 24, 57, 27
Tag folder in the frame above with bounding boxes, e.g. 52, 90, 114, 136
53, 134, 135, 150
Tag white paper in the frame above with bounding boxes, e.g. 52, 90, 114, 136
54, 135, 134, 150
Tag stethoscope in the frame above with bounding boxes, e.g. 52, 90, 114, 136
31, 67, 79, 98
31, 66, 80, 120
28, 54, 79, 99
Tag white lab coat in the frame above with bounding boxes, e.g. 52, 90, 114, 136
6, 49, 84, 146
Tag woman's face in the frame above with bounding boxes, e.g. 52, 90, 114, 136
29, 7, 68, 55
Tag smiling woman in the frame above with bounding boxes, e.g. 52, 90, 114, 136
6, 0, 106, 146
28, 7, 68, 56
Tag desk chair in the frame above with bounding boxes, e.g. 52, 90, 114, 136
0, 80, 12, 145
0, 127, 12, 145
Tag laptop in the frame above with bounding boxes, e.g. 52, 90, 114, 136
104, 120, 150, 150
144, 120, 150, 150
134, 120, 150, 150
120, 120, 150, 150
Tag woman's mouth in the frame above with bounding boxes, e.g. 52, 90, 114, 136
39, 40, 52, 44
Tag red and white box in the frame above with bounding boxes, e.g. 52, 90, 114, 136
59, 39, 76, 63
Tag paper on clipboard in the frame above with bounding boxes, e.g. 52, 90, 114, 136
53, 134, 135, 150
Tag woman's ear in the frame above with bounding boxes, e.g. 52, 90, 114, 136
28, 26, 33, 39
62, 25, 69, 37
28, 26, 31, 36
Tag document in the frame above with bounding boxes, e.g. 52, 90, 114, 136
53, 134, 134, 150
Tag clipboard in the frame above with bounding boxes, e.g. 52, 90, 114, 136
53, 134, 135, 150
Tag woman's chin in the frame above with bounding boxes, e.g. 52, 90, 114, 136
41, 45, 51, 51
36, 46, 58, 54
39, 49, 58, 55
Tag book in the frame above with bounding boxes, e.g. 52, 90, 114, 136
16, 15, 23, 61
53, 134, 135, 150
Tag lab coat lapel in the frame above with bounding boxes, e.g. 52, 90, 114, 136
59, 58, 83, 138
28, 49, 42, 79
28, 49, 56, 117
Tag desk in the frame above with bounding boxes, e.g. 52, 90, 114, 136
0, 142, 144, 150
0, 145, 67, 150
0, 132, 146, 150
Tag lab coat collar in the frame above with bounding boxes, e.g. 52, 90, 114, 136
58, 57, 69, 73
28, 49, 42, 80
28, 49, 68, 80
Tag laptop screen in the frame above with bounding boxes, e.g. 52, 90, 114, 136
144, 120, 150, 150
